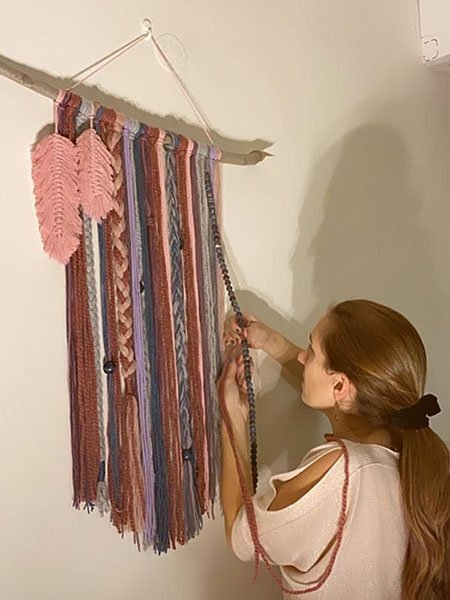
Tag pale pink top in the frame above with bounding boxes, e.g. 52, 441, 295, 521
231, 439, 408, 599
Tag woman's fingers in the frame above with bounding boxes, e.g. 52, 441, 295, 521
223, 313, 257, 346
221, 339, 255, 392
223, 316, 242, 346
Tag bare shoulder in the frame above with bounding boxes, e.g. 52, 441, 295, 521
268, 449, 344, 512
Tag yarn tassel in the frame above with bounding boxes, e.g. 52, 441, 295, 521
31, 133, 81, 263
77, 127, 115, 221
183, 459, 203, 541
96, 467, 110, 518
124, 390, 145, 537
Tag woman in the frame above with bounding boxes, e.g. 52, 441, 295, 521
219, 299, 449, 599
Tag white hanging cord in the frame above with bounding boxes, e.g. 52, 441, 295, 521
65, 18, 217, 147
68, 32, 148, 90
149, 30, 215, 146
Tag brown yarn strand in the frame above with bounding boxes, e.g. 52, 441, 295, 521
175, 136, 207, 511
73, 236, 101, 504
63, 93, 101, 508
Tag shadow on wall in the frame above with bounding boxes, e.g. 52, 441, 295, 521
234, 122, 450, 477
294, 122, 449, 319
200, 122, 450, 600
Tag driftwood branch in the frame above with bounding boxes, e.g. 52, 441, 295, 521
0, 54, 272, 166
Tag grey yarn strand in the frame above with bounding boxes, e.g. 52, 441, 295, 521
165, 134, 202, 539
196, 149, 222, 504
165, 136, 193, 454
83, 214, 110, 517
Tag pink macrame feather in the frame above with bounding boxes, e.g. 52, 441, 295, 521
76, 128, 114, 221
31, 133, 82, 264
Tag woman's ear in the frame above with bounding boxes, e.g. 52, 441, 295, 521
333, 374, 357, 412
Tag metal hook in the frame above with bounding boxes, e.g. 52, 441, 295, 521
142, 18, 153, 41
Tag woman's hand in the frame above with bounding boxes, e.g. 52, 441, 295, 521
223, 313, 273, 351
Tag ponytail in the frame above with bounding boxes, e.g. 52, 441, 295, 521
400, 428, 450, 600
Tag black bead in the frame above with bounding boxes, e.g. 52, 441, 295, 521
139, 280, 145, 293
103, 360, 116, 374
182, 448, 192, 461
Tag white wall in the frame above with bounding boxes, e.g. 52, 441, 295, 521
1, 1, 449, 599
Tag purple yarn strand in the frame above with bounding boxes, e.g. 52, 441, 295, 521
123, 120, 155, 543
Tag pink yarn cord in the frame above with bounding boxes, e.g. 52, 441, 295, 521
221, 392, 350, 595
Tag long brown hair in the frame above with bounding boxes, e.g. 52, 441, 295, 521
321, 299, 450, 600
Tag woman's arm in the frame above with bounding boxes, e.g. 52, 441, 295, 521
262, 328, 302, 364
262, 329, 304, 386
224, 314, 304, 385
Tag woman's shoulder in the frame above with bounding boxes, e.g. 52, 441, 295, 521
341, 438, 400, 473
268, 440, 343, 490
269, 437, 399, 495
301, 437, 400, 470
268, 447, 343, 511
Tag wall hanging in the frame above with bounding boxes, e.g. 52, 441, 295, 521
0, 20, 266, 553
